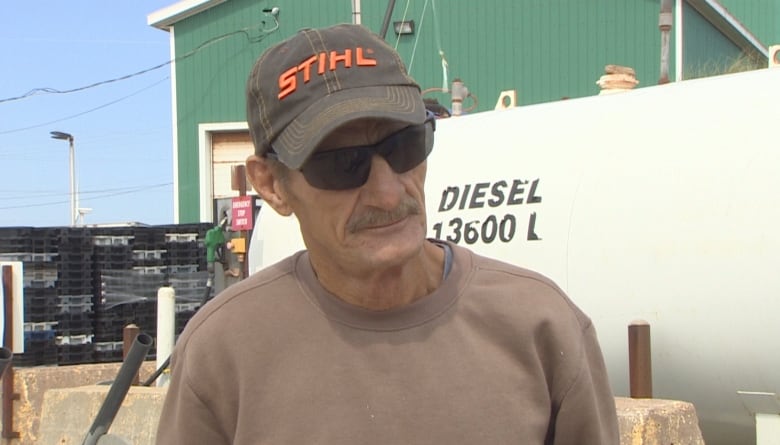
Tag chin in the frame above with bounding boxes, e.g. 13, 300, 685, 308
353, 224, 427, 266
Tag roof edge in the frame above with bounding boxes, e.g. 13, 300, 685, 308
147, 0, 227, 30
687, 0, 768, 57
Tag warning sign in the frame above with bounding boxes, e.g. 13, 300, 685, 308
231, 196, 254, 231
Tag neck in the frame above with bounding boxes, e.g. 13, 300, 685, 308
310, 241, 445, 311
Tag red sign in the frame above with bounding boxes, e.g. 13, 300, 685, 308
231, 196, 254, 231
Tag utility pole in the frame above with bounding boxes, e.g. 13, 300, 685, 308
50, 131, 76, 226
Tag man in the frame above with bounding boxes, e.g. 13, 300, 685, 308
156, 24, 619, 444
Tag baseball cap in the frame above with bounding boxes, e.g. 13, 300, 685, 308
246, 23, 426, 170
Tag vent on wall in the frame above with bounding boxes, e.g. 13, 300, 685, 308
770, 45, 780, 68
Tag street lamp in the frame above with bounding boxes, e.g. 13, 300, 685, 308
50, 131, 77, 227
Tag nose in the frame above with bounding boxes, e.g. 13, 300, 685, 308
360, 154, 405, 209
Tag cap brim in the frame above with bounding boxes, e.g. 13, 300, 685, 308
272, 85, 426, 169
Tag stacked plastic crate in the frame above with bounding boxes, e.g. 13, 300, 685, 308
0, 223, 213, 366
92, 228, 145, 362
164, 224, 211, 337
0, 227, 60, 366
55, 227, 96, 365
128, 225, 169, 360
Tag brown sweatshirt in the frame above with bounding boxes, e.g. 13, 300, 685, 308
156, 243, 619, 444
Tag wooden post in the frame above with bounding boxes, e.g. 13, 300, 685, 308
2, 265, 20, 439
123, 324, 141, 386
231, 164, 250, 280
629, 320, 653, 398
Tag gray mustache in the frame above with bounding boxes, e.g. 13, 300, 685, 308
347, 198, 421, 233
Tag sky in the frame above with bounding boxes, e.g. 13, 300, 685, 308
0, 1, 179, 228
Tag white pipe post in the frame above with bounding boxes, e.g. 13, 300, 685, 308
737, 391, 780, 445
156, 286, 176, 387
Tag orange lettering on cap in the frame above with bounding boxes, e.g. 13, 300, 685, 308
278, 66, 298, 100
317, 52, 327, 75
277, 47, 379, 100
329, 49, 352, 71
298, 55, 318, 83
356, 47, 377, 66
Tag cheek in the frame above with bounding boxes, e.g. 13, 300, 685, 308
297, 191, 361, 239
405, 161, 428, 199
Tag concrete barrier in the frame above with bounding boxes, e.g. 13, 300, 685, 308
2, 362, 705, 444
35, 388, 705, 444
616, 397, 705, 444
0, 362, 158, 445
38, 385, 166, 445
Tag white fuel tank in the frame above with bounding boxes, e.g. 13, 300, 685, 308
250, 68, 780, 445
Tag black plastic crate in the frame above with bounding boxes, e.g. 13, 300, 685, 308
31, 227, 61, 240
93, 342, 123, 363
24, 286, 58, 297
57, 277, 94, 294
0, 226, 34, 239
29, 238, 58, 254
57, 226, 93, 240
14, 338, 58, 367
56, 318, 94, 337
131, 228, 166, 250
24, 288, 59, 316
24, 264, 58, 288
24, 329, 56, 342
58, 343, 95, 366
93, 261, 134, 272
175, 309, 198, 334
25, 312, 59, 324
93, 319, 126, 343
94, 299, 156, 316
57, 251, 94, 264
132, 249, 167, 267
0, 239, 32, 253
93, 305, 156, 343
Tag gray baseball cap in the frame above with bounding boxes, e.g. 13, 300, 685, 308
246, 24, 426, 169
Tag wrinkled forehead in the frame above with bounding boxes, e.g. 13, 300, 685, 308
316, 118, 412, 151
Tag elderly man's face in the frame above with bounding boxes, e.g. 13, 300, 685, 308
280, 118, 430, 276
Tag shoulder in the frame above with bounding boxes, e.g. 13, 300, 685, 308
174, 252, 304, 350
450, 243, 593, 329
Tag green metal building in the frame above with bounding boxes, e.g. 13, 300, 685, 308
148, 0, 777, 224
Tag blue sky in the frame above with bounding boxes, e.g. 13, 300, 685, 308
0, 2, 178, 227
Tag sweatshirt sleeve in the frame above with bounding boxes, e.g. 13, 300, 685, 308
155, 348, 229, 445
551, 321, 620, 445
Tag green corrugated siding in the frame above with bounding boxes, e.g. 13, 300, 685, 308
168, 0, 775, 221
361, 1, 668, 108
172, 0, 353, 222
682, 1, 743, 79
720, 0, 779, 46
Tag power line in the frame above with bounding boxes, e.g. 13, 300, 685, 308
0, 77, 169, 135
0, 182, 172, 210
0, 19, 279, 105
0, 61, 173, 105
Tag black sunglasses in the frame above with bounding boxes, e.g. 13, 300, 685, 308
267, 115, 436, 190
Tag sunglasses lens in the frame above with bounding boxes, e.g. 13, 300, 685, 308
384, 123, 433, 174
301, 148, 371, 190
300, 119, 435, 190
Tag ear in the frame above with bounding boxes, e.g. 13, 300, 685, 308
246, 154, 294, 216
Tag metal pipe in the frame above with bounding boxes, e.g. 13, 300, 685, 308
122, 324, 141, 385
659, 0, 673, 84
351, 0, 361, 25
82, 332, 153, 445
50, 131, 76, 226
379, 0, 397, 39
2, 266, 19, 439
0, 348, 11, 379
628, 320, 653, 398
156, 287, 176, 387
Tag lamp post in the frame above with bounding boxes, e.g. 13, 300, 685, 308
50, 131, 76, 226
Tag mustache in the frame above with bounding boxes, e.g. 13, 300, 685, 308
346, 197, 421, 233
